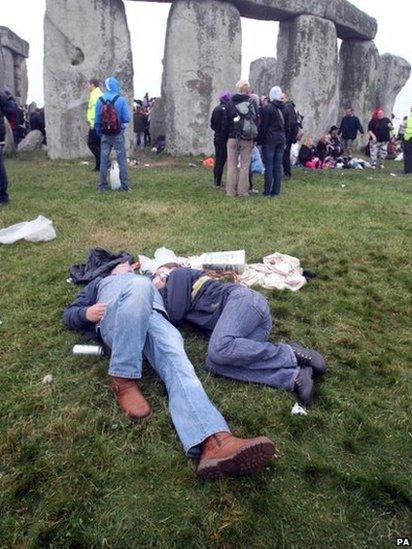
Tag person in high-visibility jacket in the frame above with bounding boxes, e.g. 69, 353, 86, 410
87, 78, 103, 171
403, 108, 412, 174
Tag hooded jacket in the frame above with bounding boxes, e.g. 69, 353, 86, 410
94, 77, 131, 137
257, 100, 286, 146
210, 101, 230, 142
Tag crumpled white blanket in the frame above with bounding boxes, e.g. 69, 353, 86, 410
140, 248, 306, 292
239, 252, 306, 292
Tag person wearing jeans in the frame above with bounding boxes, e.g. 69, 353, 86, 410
0, 91, 10, 205
258, 86, 286, 196
210, 91, 231, 188
86, 79, 102, 171
64, 263, 277, 479
156, 266, 327, 407
94, 76, 131, 192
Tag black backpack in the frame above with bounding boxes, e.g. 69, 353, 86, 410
233, 100, 258, 141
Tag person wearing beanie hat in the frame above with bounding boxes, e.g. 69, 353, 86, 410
210, 91, 232, 188
258, 85, 286, 196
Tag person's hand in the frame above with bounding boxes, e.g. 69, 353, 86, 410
85, 303, 107, 323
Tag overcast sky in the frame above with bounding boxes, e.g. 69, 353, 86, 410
2, 1, 411, 120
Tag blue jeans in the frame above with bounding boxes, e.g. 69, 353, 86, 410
98, 275, 230, 456
0, 145, 9, 204
99, 133, 129, 190
262, 140, 286, 196
205, 287, 299, 391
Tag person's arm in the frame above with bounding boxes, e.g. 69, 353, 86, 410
94, 99, 102, 137
357, 117, 364, 135
210, 106, 220, 132
367, 121, 376, 141
120, 98, 131, 125
163, 268, 196, 325
63, 279, 103, 332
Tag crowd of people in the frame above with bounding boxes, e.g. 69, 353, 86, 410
210, 82, 412, 197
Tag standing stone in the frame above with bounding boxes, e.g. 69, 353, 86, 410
277, 15, 339, 137
376, 54, 411, 117
339, 40, 379, 128
249, 57, 277, 97
162, 0, 241, 155
44, 0, 134, 160
0, 26, 29, 104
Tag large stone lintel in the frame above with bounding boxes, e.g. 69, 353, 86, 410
126, 0, 377, 40
0, 26, 29, 58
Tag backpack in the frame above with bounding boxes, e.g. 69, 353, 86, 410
233, 100, 258, 141
289, 104, 304, 144
99, 95, 121, 135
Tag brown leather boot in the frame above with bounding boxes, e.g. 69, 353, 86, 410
197, 432, 278, 480
109, 376, 152, 420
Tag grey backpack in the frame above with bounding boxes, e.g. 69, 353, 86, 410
234, 100, 258, 141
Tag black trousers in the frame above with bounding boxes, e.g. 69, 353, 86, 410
0, 145, 9, 204
214, 139, 227, 186
404, 140, 412, 174
87, 129, 101, 170
283, 140, 292, 177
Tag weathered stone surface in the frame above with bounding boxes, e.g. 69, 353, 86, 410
162, 0, 241, 155
277, 15, 339, 137
339, 40, 379, 127
149, 98, 165, 142
17, 130, 44, 152
127, 0, 377, 40
376, 54, 411, 117
0, 27, 29, 104
44, 0, 134, 160
249, 57, 277, 97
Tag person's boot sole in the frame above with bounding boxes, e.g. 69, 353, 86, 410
197, 438, 276, 480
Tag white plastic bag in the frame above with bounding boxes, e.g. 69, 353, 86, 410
0, 215, 56, 244
110, 161, 121, 190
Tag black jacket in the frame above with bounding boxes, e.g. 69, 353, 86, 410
339, 115, 364, 140
225, 94, 258, 139
283, 100, 297, 142
210, 102, 229, 142
0, 92, 8, 142
298, 145, 314, 164
69, 247, 134, 284
257, 100, 286, 146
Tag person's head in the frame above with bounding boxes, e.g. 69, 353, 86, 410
345, 106, 353, 116
153, 263, 181, 290
261, 96, 269, 107
110, 261, 140, 276
282, 92, 289, 103
329, 125, 339, 137
105, 77, 121, 93
377, 108, 384, 119
249, 93, 260, 109
88, 78, 99, 93
318, 134, 329, 144
269, 86, 283, 102
371, 107, 383, 120
219, 91, 232, 104
235, 80, 251, 95
302, 135, 313, 147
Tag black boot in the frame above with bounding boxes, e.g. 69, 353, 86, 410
294, 367, 314, 406
289, 342, 327, 377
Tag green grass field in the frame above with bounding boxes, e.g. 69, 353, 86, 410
0, 151, 411, 548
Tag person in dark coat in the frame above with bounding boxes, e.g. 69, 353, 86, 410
210, 91, 232, 188
339, 106, 364, 158
257, 86, 286, 196
282, 92, 299, 180
0, 91, 10, 205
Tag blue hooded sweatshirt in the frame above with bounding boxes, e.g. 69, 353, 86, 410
94, 77, 131, 137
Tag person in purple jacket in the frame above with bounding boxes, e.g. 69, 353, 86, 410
154, 265, 327, 407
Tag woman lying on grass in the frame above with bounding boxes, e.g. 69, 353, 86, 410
153, 264, 326, 406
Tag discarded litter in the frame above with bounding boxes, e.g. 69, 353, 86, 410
390, 173, 397, 177
0, 215, 56, 244
73, 344, 104, 357
144, 163, 151, 168
291, 402, 308, 416
188, 163, 197, 168
110, 161, 121, 190
341, 184, 346, 188
42, 374, 53, 384
80, 161, 90, 165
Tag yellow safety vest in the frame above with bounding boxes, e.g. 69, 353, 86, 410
404, 114, 412, 141
87, 87, 103, 128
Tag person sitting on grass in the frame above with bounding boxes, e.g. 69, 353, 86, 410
64, 262, 277, 480
153, 265, 327, 407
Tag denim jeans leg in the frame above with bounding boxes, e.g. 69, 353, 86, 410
262, 145, 274, 195
0, 145, 9, 203
143, 311, 230, 456
114, 134, 129, 190
99, 135, 112, 189
99, 276, 154, 379
271, 142, 285, 196
205, 287, 298, 391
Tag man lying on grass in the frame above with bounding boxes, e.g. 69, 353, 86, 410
153, 265, 327, 406
64, 261, 277, 480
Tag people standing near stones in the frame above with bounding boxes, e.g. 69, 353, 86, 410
0, 91, 10, 205
258, 86, 286, 197
225, 80, 258, 197
142, 92, 150, 109
95, 77, 131, 192
367, 108, 393, 169
282, 92, 299, 180
133, 105, 146, 150
86, 78, 103, 171
339, 106, 364, 159
402, 107, 412, 174
210, 91, 232, 189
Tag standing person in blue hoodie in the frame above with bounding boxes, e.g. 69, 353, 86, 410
95, 77, 131, 192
